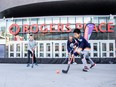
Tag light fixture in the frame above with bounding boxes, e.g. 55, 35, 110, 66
109, 14, 114, 20
109, 14, 115, 25
11, 17, 14, 21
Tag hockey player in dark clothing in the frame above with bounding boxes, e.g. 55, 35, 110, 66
73, 29, 96, 72
67, 36, 77, 64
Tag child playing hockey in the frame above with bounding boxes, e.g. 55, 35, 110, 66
73, 29, 96, 72
67, 36, 77, 64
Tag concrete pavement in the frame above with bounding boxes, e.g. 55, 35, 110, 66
0, 64, 116, 87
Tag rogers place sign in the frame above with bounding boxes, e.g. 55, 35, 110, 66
9, 22, 114, 35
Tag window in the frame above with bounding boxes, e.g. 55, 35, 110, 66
44, 33, 53, 40
45, 17, 52, 24
30, 18, 37, 24
109, 43, 113, 51
98, 17, 107, 31
15, 19, 22, 25
102, 43, 106, 51
92, 17, 98, 25
84, 17, 91, 23
52, 33, 61, 40
68, 17, 75, 24
61, 17, 67, 24
53, 17, 60, 23
22, 18, 29, 24
76, 17, 83, 23
38, 18, 44, 24
61, 33, 68, 40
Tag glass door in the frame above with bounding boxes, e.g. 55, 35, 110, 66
100, 40, 115, 58
8, 41, 22, 58
89, 40, 100, 58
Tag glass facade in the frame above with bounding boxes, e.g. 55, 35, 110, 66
0, 15, 116, 58
0, 16, 116, 41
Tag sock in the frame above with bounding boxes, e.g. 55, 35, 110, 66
86, 55, 94, 65
81, 58, 88, 68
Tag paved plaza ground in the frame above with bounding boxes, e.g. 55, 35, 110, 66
0, 64, 116, 87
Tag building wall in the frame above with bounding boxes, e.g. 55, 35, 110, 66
0, 15, 116, 59
0, 0, 116, 18
0, 15, 116, 41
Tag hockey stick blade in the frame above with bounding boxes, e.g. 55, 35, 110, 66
62, 70, 68, 73
62, 64, 70, 74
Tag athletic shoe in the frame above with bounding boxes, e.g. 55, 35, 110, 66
26, 64, 30, 67
73, 62, 77, 64
83, 66, 89, 72
90, 63, 96, 68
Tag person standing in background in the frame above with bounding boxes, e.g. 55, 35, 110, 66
27, 34, 38, 67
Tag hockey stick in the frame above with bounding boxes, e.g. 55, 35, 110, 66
62, 56, 73, 73
31, 51, 34, 68
62, 50, 74, 73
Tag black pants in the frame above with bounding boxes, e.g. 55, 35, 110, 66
27, 50, 37, 63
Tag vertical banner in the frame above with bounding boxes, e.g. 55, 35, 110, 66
84, 23, 95, 41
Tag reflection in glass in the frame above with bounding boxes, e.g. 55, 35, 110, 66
36, 33, 45, 40
45, 17, 52, 24
22, 19, 29, 24
61, 17, 67, 23
61, 33, 68, 40
53, 17, 59, 23
68, 17, 75, 24
62, 43, 66, 51
62, 53, 66, 57
40, 43, 44, 51
99, 17, 106, 23
55, 43, 59, 51
44, 33, 53, 40
10, 44, 14, 51
10, 53, 14, 57
102, 43, 106, 51
55, 53, 59, 57
38, 18, 44, 24
24, 44, 28, 51
102, 53, 106, 57
84, 17, 91, 23
31, 18, 37, 24
16, 53, 20, 57
15, 19, 22, 25
93, 43, 97, 51
25, 53, 27, 57
93, 53, 97, 57
76, 17, 83, 23
99, 17, 107, 31
46, 53, 50, 57
109, 43, 113, 51
16, 44, 20, 51
92, 17, 98, 25
70, 25, 76, 30
110, 53, 113, 57
46, 43, 50, 51
0, 27, 5, 37
40, 53, 44, 57
52, 33, 61, 40
30, 26, 38, 32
